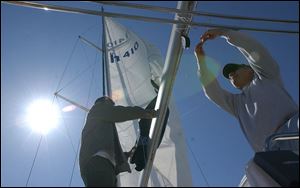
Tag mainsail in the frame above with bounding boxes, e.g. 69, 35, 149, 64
104, 17, 192, 186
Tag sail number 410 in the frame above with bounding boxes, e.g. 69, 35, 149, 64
110, 41, 139, 63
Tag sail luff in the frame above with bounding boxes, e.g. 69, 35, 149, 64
139, 1, 197, 186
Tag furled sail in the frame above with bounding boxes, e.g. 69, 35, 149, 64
104, 17, 192, 186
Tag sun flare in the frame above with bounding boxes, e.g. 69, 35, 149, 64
26, 99, 60, 135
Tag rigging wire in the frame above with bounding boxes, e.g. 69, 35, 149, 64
55, 38, 80, 93
80, 24, 98, 38
68, 56, 98, 187
68, 17, 102, 184
49, 9, 103, 185
68, 136, 82, 187
55, 98, 77, 155
186, 139, 210, 187
26, 135, 43, 187
25, 96, 58, 186
94, 1, 299, 24
57, 62, 96, 92
55, 35, 98, 93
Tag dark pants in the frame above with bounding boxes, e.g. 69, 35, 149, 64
82, 156, 117, 187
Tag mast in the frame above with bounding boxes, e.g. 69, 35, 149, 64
139, 1, 197, 186
101, 7, 111, 97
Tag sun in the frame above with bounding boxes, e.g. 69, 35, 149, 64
26, 99, 60, 135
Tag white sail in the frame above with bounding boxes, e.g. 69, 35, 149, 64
104, 17, 192, 186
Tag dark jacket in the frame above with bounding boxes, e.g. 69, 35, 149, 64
79, 100, 154, 175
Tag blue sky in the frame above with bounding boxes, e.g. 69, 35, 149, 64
1, 1, 299, 187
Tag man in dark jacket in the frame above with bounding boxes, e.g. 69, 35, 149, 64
79, 96, 158, 187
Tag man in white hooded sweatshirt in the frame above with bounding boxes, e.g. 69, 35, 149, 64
194, 28, 298, 152
194, 28, 298, 185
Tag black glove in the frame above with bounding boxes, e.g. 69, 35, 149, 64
129, 135, 149, 171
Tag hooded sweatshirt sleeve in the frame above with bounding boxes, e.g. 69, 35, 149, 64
197, 56, 237, 117
222, 29, 281, 82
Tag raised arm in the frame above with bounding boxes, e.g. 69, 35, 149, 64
90, 103, 158, 123
202, 28, 281, 81
194, 42, 237, 117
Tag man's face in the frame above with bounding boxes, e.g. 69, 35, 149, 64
228, 67, 254, 89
